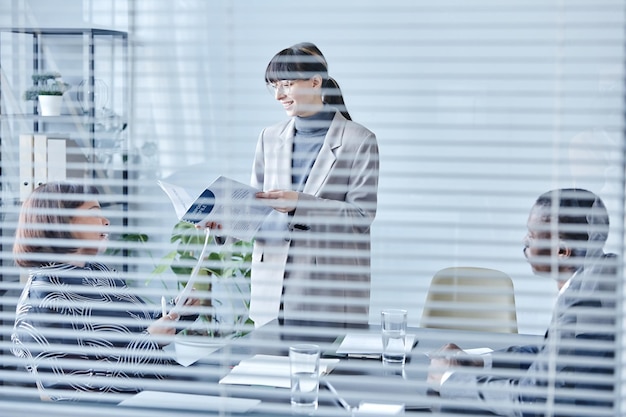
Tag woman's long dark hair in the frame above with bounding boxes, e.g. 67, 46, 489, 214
13, 182, 100, 267
265, 42, 352, 120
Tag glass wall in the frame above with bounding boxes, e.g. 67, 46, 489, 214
0, 1, 623, 416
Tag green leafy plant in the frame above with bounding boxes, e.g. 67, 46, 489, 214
23, 71, 71, 100
105, 233, 151, 256
152, 221, 253, 337
105, 222, 253, 337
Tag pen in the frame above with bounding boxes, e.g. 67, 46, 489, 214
322, 380, 351, 412
161, 296, 168, 318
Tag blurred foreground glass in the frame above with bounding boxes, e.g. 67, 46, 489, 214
289, 344, 320, 414
381, 309, 408, 365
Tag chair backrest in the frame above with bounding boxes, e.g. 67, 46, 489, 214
420, 266, 518, 333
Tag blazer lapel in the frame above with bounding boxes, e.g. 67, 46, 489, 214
303, 115, 344, 195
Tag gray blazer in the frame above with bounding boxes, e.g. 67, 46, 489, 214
248, 110, 379, 327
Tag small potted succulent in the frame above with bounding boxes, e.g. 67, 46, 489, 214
23, 71, 71, 116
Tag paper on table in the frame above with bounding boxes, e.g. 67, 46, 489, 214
118, 390, 260, 413
353, 402, 406, 415
219, 354, 340, 388
336, 333, 416, 356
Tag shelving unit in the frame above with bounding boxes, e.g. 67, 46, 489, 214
0, 28, 132, 388
0, 26, 130, 309
0, 26, 129, 203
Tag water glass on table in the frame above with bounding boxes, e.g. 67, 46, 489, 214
381, 309, 408, 365
289, 344, 320, 414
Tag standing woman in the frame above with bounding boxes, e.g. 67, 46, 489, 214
249, 42, 379, 327
11, 182, 188, 402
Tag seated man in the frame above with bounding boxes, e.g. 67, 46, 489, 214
427, 188, 618, 416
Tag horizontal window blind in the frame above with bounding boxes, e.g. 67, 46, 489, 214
0, 1, 623, 416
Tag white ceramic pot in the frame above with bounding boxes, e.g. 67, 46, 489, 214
38, 95, 63, 116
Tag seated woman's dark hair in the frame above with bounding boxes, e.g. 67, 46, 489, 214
13, 182, 100, 267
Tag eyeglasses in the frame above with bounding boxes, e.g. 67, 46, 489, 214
266, 79, 300, 95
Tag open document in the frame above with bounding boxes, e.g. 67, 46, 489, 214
335, 333, 417, 357
158, 175, 273, 242
219, 354, 339, 388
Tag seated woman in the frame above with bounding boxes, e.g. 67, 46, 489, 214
11, 182, 196, 402
428, 188, 618, 416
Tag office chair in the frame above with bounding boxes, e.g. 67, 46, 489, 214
420, 266, 518, 333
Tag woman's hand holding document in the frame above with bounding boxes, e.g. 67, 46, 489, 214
158, 175, 273, 315
158, 175, 273, 242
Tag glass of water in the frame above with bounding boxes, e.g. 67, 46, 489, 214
381, 309, 408, 365
289, 344, 320, 414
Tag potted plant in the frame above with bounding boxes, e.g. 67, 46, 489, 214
106, 221, 253, 359
23, 71, 71, 116
152, 221, 254, 339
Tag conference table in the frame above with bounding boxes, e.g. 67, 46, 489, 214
118, 318, 544, 416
